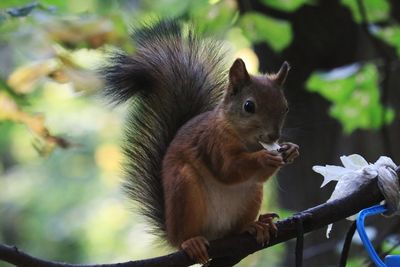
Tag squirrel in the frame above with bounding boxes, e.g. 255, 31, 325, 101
102, 20, 299, 265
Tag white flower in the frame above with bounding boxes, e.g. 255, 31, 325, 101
313, 154, 397, 238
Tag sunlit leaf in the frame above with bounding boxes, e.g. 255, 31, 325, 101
341, 0, 390, 23
0, 91, 71, 154
0, 79, 27, 105
63, 68, 103, 93
307, 63, 395, 133
7, 46, 104, 95
239, 12, 292, 51
373, 25, 400, 57
55, 46, 104, 69
188, 0, 237, 34
53, 47, 104, 93
7, 60, 58, 94
42, 15, 115, 48
260, 0, 312, 12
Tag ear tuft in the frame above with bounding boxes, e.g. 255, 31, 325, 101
274, 61, 290, 86
229, 58, 250, 93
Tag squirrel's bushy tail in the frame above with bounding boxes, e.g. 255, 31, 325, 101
101, 20, 226, 236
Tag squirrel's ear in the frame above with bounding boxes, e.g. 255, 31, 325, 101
228, 58, 250, 94
273, 61, 290, 87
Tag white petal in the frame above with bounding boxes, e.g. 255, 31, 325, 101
259, 141, 280, 151
328, 173, 366, 201
312, 165, 349, 187
340, 154, 368, 170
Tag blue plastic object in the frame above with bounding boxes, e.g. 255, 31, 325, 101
356, 204, 400, 267
385, 255, 400, 266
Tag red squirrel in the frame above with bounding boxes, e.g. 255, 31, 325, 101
102, 20, 299, 265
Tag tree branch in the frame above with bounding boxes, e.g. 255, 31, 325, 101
2, 173, 397, 267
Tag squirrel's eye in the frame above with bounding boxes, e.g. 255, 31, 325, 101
244, 100, 255, 113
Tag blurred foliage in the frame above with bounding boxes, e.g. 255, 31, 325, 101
261, 0, 313, 11
307, 64, 395, 133
0, 0, 399, 267
341, 0, 390, 23
382, 235, 400, 256
374, 25, 400, 57
239, 12, 292, 51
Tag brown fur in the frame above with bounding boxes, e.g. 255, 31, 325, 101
104, 21, 293, 249
162, 59, 289, 247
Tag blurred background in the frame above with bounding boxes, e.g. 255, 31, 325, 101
0, 0, 399, 266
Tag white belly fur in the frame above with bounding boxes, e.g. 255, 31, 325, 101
202, 176, 259, 240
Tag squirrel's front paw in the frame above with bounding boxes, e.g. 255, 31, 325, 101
258, 150, 285, 168
279, 142, 299, 164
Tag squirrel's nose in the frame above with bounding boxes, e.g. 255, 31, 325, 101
267, 133, 280, 142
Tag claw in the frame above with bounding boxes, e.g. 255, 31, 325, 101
259, 213, 279, 238
259, 212, 279, 220
278, 142, 300, 163
243, 217, 278, 246
181, 236, 210, 265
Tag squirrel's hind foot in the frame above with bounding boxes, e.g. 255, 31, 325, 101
243, 212, 279, 246
181, 236, 210, 265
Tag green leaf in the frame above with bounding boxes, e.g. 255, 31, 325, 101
141, 0, 191, 18
239, 12, 292, 51
0, 0, 32, 9
260, 0, 313, 12
188, 0, 237, 35
373, 25, 400, 57
306, 63, 395, 133
341, 0, 390, 23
